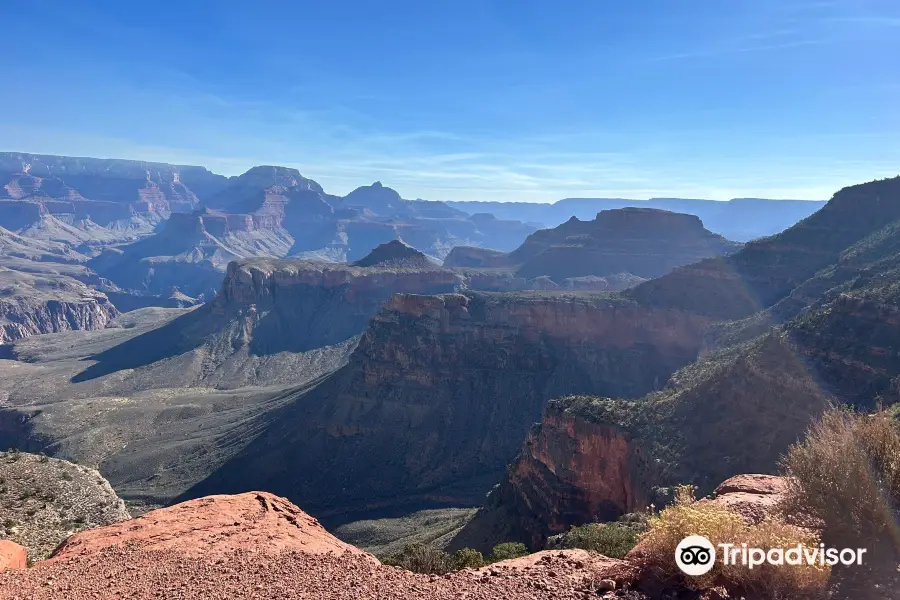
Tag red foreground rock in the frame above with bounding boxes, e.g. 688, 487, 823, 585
3, 492, 641, 599
0, 540, 27, 571
49, 491, 373, 563
706, 474, 789, 524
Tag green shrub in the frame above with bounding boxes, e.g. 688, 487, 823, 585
383, 543, 452, 575
550, 522, 641, 559
489, 542, 528, 562
451, 548, 485, 570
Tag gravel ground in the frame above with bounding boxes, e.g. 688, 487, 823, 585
1, 547, 630, 599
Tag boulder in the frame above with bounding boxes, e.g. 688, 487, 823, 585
705, 474, 789, 524
0, 540, 27, 571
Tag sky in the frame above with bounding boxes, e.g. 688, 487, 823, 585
1, 0, 899, 202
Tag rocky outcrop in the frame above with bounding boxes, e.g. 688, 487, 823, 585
0, 200, 47, 230
70, 255, 463, 385
451, 403, 655, 552
0, 451, 130, 561
341, 181, 406, 215
2, 491, 651, 599
180, 291, 711, 521
218, 256, 461, 314
447, 197, 829, 242
705, 474, 789, 525
0, 269, 118, 343
451, 327, 835, 553
49, 491, 371, 563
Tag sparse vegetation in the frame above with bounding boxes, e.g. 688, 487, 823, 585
383, 543, 453, 575
781, 408, 900, 562
0, 451, 129, 560
383, 543, 497, 575
548, 513, 648, 559
489, 542, 528, 562
634, 485, 829, 599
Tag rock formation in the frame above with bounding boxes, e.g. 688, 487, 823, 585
72, 250, 463, 384
1, 490, 646, 599
444, 208, 740, 291
456, 178, 900, 552
0, 152, 227, 220
0, 268, 118, 343
179, 291, 711, 522
49, 491, 369, 563
447, 196, 826, 242
451, 401, 655, 552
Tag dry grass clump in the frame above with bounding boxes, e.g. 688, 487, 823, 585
780, 408, 900, 559
634, 486, 829, 599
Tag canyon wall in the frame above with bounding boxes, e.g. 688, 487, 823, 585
451, 401, 655, 552
181, 291, 711, 523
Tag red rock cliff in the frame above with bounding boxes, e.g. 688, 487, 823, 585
450, 400, 655, 552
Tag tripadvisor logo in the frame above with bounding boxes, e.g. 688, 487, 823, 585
676, 536, 717, 576
675, 536, 868, 576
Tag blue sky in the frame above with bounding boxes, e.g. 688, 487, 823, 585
1, 0, 899, 202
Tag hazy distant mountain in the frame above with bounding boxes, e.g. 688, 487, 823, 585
446, 197, 825, 242
445, 207, 740, 291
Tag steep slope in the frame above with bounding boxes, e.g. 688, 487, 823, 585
203, 165, 326, 210
629, 176, 900, 319
0, 267, 118, 343
453, 332, 833, 552
0, 225, 88, 264
0, 451, 130, 560
352, 239, 437, 268
180, 291, 712, 522
0, 253, 465, 505
457, 180, 900, 552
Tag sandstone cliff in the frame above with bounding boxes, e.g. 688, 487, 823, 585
450, 402, 654, 552
179, 291, 711, 522
452, 327, 838, 552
